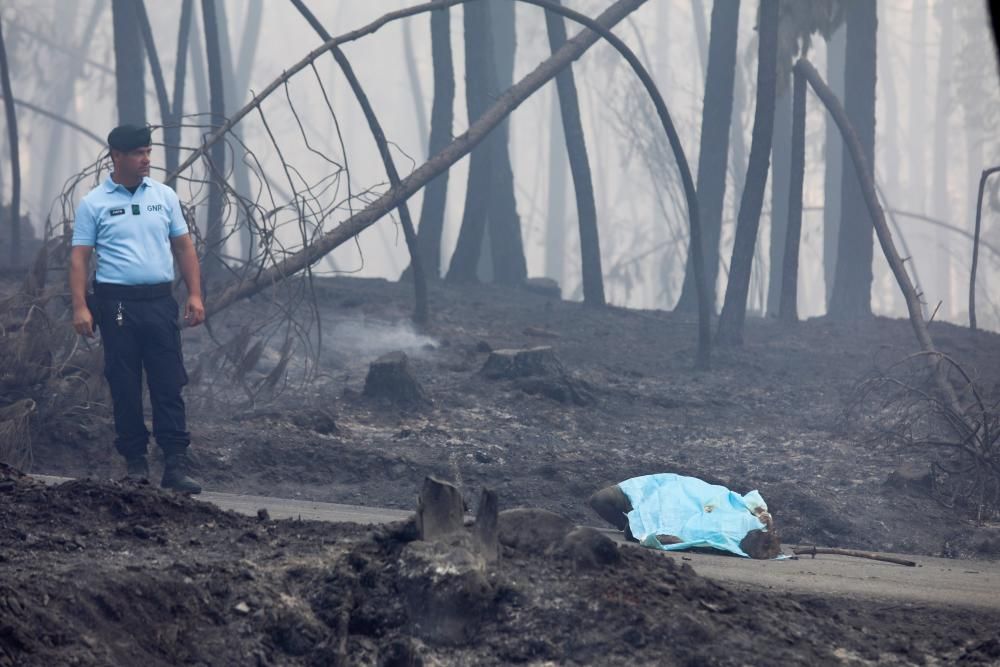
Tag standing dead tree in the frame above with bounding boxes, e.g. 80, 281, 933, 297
0, 18, 21, 267
716, 0, 778, 346
158, 0, 710, 368
445, 0, 499, 284
778, 67, 805, 322
16, 0, 709, 414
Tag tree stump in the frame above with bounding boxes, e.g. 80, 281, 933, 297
362, 351, 429, 405
471, 488, 499, 564
416, 475, 465, 542
404, 478, 500, 645
480, 346, 564, 379
399, 536, 492, 646
497, 507, 575, 555
523, 277, 561, 299
480, 347, 593, 405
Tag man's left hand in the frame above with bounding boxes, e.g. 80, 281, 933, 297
184, 295, 206, 327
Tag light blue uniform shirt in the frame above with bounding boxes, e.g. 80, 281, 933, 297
72, 175, 188, 285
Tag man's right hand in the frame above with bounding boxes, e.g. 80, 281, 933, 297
73, 306, 95, 338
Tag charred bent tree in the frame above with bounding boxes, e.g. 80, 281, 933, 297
676, 0, 740, 313
291, 0, 428, 324
545, 0, 605, 306
795, 59, 960, 413
716, 0, 779, 346
170, 0, 710, 368
0, 20, 21, 267
778, 67, 806, 322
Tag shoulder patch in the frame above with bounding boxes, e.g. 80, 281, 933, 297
110, 208, 125, 216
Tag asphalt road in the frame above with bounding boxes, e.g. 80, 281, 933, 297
34, 476, 1000, 611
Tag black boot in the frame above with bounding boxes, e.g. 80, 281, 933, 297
161, 452, 202, 494
125, 455, 150, 481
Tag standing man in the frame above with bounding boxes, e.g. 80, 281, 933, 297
69, 124, 204, 494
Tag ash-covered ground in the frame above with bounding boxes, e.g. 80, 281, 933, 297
5, 275, 1000, 664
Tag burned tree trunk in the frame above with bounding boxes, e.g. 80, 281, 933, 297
675, 0, 740, 314
415, 1, 455, 279
828, 0, 877, 319
446, 0, 499, 283
768, 87, 792, 317
0, 20, 21, 268
544, 93, 567, 287
201, 0, 227, 280
486, 1, 528, 286
779, 68, 806, 322
545, 0, 605, 306
823, 23, 845, 308
716, 0, 778, 345
112, 0, 146, 124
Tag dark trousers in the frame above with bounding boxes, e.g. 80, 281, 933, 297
94, 285, 190, 460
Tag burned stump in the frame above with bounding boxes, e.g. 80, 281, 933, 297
362, 351, 429, 405
498, 508, 620, 570
416, 475, 466, 542
523, 277, 561, 300
402, 477, 500, 645
481, 346, 564, 379
480, 347, 593, 406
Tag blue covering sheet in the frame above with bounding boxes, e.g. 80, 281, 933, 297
617, 473, 769, 558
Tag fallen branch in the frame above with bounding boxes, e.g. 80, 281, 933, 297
793, 546, 916, 567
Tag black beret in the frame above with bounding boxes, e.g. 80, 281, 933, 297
107, 124, 152, 151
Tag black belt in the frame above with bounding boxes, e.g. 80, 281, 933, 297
93, 281, 172, 300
